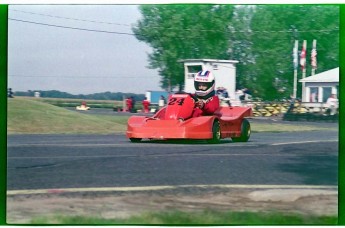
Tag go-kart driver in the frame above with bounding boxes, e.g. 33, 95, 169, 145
192, 70, 220, 117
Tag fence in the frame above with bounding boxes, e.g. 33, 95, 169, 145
242, 101, 331, 117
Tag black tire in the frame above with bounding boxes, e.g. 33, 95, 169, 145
130, 138, 142, 143
232, 119, 251, 142
207, 121, 221, 144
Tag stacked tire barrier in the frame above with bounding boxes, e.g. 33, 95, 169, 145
244, 101, 290, 117
243, 101, 338, 122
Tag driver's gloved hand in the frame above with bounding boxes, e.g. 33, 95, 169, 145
195, 100, 205, 109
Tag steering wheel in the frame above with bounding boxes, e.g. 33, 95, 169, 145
174, 91, 199, 102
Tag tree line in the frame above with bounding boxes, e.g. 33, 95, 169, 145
13, 90, 145, 101
133, 5, 339, 100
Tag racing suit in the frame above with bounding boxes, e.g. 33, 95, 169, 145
142, 99, 150, 113
192, 93, 220, 117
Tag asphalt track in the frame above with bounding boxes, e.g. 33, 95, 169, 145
7, 127, 338, 192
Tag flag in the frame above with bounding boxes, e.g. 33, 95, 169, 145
311, 40, 317, 69
311, 48, 317, 69
300, 40, 307, 70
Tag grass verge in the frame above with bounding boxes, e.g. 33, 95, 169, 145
38, 97, 123, 109
7, 97, 126, 134
249, 121, 334, 132
30, 210, 337, 225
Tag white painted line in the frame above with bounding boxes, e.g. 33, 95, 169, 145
8, 139, 338, 148
271, 139, 338, 146
8, 151, 336, 160
7, 184, 338, 196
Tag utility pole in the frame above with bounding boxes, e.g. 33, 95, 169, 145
293, 40, 298, 99
168, 76, 171, 93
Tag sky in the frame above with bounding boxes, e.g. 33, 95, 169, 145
8, 5, 162, 95
7, 2, 342, 95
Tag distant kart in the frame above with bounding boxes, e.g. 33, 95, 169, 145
126, 92, 252, 143
76, 105, 90, 111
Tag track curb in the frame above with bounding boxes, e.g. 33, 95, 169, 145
7, 184, 338, 196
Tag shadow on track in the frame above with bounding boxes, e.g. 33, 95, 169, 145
131, 139, 234, 145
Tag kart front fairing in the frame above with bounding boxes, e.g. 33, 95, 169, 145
127, 114, 216, 140
127, 93, 216, 140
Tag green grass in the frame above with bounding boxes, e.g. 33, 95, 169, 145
250, 121, 334, 132
30, 210, 337, 225
7, 97, 335, 134
7, 97, 127, 134
38, 97, 123, 109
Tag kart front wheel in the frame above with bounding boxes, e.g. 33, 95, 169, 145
130, 138, 142, 143
232, 119, 251, 142
207, 121, 221, 144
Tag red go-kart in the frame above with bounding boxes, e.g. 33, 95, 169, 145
126, 92, 252, 143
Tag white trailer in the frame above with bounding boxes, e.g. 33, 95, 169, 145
180, 59, 238, 99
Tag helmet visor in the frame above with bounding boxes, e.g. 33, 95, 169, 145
194, 81, 213, 91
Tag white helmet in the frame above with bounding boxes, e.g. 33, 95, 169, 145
194, 70, 215, 97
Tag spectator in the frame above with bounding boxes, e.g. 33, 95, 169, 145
142, 97, 150, 113
310, 92, 318, 102
125, 97, 132, 112
216, 87, 231, 107
158, 95, 166, 109
287, 94, 296, 113
235, 89, 244, 101
242, 88, 252, 100
130, 96, 136, 113
8, 88, 14, 98
326, 94, 338, 115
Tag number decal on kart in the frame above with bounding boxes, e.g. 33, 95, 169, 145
168, 98, 185, 106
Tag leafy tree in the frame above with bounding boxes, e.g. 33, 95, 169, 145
227, 5, 257, 92
133, 5, 339, 100
13, 90, 145, 101
233, 5, 339, 100
132, 4, 235, 91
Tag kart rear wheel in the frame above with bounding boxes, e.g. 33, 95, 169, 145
207, 121, 221, 144
232, 119, 251, 142
130, 138, 142, 143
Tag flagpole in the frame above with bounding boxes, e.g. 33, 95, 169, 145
293, 40, 298, 99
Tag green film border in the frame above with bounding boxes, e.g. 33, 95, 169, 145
0, 4, 7, 226
0, 3, 343, 226
339, 4, 344, 226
